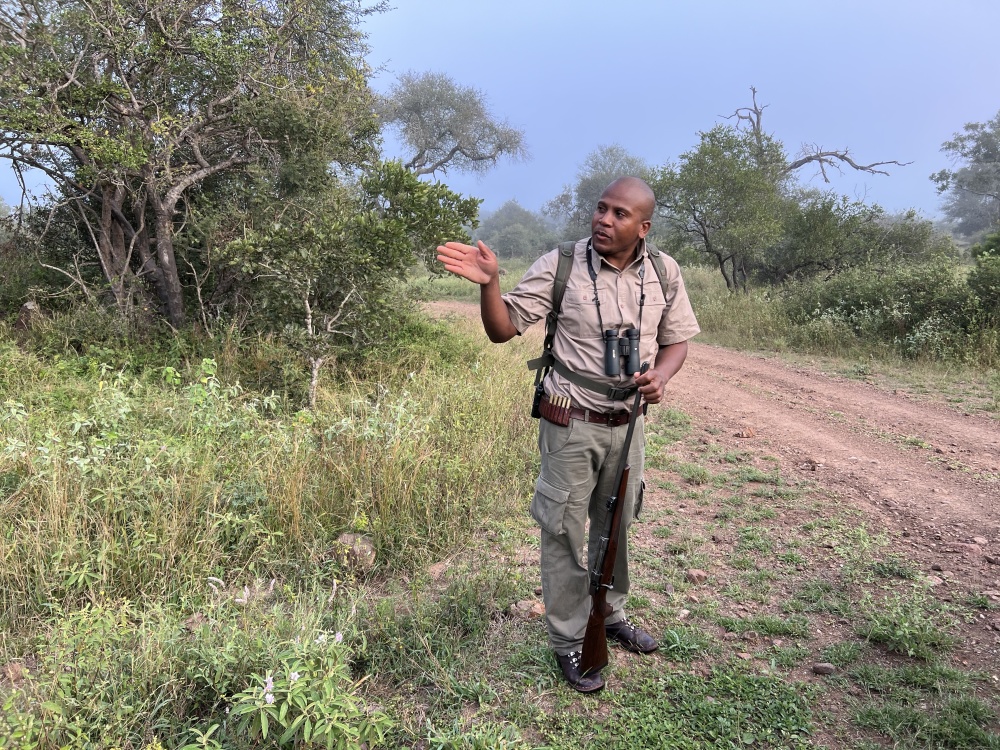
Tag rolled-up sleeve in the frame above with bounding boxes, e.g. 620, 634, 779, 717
656, 256, 701, 346
501, 250, 559, 334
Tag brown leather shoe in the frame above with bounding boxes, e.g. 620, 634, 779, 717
555, 651, 605, 693
606, 616, 658, 653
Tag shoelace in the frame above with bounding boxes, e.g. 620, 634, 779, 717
610, 616, 637, 634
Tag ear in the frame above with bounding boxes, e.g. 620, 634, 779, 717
638, 220, 651, 239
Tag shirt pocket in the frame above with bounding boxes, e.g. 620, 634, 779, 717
530, 475, 570, 536
633, 282, 667, 338
560, 285, 609, 339
635, 280, 667, 311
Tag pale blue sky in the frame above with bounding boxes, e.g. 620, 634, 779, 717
364, 0, 999, 219
3, 0, 998, 221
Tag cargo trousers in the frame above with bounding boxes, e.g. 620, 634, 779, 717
530, 415, 645, 654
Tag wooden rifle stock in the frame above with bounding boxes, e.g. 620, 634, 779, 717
580, 362, 649, 675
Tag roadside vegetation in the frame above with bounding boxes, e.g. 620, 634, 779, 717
2, 298, 999, 748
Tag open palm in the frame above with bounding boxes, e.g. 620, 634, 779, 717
436, 241, 499, 285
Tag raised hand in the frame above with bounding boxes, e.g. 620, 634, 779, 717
436, 240, 499, 285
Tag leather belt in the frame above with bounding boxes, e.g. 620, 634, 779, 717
539, 394, 632, 427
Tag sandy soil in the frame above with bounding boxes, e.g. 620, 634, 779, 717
669, 342, 1000, 591
428, 298, 1000, 597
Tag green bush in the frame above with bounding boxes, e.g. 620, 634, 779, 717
0, 591, 388, 750
857, 586, 959, 660
780, 259, 991, 363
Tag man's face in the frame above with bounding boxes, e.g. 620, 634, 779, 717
590, 182, 652, 263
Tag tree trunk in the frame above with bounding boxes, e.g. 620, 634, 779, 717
717, 254, 736, 292
146, 180, 186, 328
95, 185, 128, 312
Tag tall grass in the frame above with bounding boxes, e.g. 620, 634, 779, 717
0, 315, 538, 645
0, 308, 544, 746
681, 262, 999, 401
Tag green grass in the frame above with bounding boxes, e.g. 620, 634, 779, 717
541, 667, 816, 749
856, 588, 959, 660
715, 614, 811, 638
1, 267, 998, 749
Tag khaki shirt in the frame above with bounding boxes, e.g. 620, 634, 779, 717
502, 238, 700, 413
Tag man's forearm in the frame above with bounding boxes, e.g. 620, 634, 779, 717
653, 340, 688, 384
480, 276, 518, 343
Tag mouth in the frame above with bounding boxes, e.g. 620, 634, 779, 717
593, 230, 611, 242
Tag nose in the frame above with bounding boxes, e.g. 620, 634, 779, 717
597, 208, 612, 226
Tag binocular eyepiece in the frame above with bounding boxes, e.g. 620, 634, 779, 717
604, 328, 641, 376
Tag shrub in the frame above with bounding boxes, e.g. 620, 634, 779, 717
780, 259, 990, 363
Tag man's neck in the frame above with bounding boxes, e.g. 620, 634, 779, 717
601, 240, 643, 271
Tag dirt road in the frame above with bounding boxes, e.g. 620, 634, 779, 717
669, 343, 1000, 591
429, 300, 1000, 592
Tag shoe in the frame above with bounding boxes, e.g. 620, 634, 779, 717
605, 616, 658, 653
555, 651, 605, 693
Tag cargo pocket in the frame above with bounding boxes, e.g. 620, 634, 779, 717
530, 475, 571, 536
634, 479, 646, 520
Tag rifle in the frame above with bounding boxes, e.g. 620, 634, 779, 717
580, 362, 649, 675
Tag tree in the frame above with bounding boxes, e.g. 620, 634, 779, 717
544, 144, 652, 237
967, 228, 1000, 324
730, 87, 909, 184
473, 200, 557, 259
654, 89, 910, 292
225, 161, 479, 407
379, 71, 527, 177
755, 193, 953, 285
931, 110, 1000, 238
654, 125, 786, 292
0, 0, 380, 327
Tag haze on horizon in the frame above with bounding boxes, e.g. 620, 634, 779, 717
2, 0, 997, 225
363, 0, 998, 222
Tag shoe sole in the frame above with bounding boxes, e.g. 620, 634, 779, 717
568, 679, 605, 693
608, 637, 659, 654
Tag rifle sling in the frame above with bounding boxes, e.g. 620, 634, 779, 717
527, 352, 638, 402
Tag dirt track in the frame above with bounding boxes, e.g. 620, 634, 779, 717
671, 343, 1000, 566
429, 300, 1000, 592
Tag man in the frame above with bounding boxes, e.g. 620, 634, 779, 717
437, 177, 699, 692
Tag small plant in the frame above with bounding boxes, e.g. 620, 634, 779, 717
777, 550, 807, 566
821, 641, 864, 667
770, 644, 811, 669
857, 587, 958, 660
425, 719, 531, 750
737, 526, 775, 554
230, 630, 393, 748
717, 614, 810, 638
658, 626, 710, 662
786, 580, 851, 616
850, 662, 973, 696
965, 592, 997, 611
627, 594, 652, 610
870, 554, 919, 580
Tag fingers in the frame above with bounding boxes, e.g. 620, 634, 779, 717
436, 241, 475, 262
635, 371, 665, 404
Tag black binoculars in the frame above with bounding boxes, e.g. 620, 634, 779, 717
603, 328, 640, 376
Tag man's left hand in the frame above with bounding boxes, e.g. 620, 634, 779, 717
634, 368, 666, 404
634, 341, 690, 406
